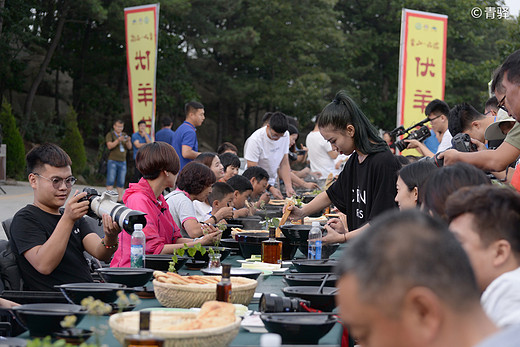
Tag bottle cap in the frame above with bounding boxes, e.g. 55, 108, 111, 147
134, 224, 143, 231
312, 221, 320, 227
260, 333, 281, 347
222, 263, 231, 278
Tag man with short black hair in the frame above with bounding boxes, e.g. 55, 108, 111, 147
173, 101, 205, 169
448, 103, 495, 143
10, 144, 121, 291
447, 185, 520, 327
155, 116, 175, 146
131, 119, 152, 182
244, 111, 295, 197
406, 99, 453, 157
336, 209, 520, 347
105, 119, 132, 201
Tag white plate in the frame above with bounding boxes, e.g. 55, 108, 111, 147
241, 313, 268, 333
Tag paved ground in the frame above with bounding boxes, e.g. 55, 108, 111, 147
0, 181, 106, 240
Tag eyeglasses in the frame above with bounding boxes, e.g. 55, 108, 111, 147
33, 173, 77, 189
428, 114, 442, 122
268, 127, 284, 140
497, 95, 507, 112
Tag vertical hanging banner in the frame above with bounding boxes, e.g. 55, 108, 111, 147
125, 3, 159, 137
397, 8, 447, 153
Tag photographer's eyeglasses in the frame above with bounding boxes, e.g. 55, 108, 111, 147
33, 173, 77, 189
428, 114, 442, 122
497, 95, 507, 112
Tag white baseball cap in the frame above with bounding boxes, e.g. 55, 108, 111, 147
485, 108, 517, 141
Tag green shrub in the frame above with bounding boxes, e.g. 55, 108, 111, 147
61, 106, 86, 175
0, 99, 25, 179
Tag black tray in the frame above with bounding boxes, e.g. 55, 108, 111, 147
1, 291, 68, 304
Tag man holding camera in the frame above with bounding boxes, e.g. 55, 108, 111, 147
105, 119, 132, 202
10, 144, 121, 291
406, 99, 453, 157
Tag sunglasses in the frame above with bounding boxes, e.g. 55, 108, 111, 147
33, 173, 77, 189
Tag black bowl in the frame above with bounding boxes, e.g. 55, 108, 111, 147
219, 238, 239, 250
201, 267, 262, 280
192, 246, 231, 263
144, 255, 188, 272
254, 208, 283, 219
236, 232, 298, 260
282, 286, 337, 312
96, 267, 154, 287
260, 312, 337, 345
220, 224, 242, 239
184, 259, 207, 270
56, 282, 128, 304
280, 225, 338, 259
12, 303, 87, 337
55, 328, 93, 344
226, 217, 263, 230
284, 273, 338, 287
292, 259, 339, 273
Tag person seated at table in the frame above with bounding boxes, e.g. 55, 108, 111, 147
219, 152, 241, 182
395, 160, 439, 210
110, 143, 221, 267
336, 208, 520, 347
447, 185, 520, 327
242, 166, 270, 208
165, 162, 229, 238
193, 152, 225, 220
10, 143, 121, 291
227, 175, 254, 218
204, 182, 234, 223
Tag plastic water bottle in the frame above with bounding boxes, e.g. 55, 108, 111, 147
260, 333, 281, 347
131, 224, 145, 268
308, 222, 322, 260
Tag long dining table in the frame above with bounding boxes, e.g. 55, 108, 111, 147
20, 246, 345, 346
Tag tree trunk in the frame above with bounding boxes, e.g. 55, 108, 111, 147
55, 69, 60, 116
22, 2, 69, 136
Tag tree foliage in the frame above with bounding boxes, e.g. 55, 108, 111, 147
0, 99, 25, 179
0, 0, 518, 166
61, 105, 86, 175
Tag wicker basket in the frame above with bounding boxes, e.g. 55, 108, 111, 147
109, 311, 241, 347
153, 276, 257, 308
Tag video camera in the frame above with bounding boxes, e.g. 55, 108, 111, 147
390, 118, 431, 152
259, 293, 312, 313
425, 133, 478, 167
79, 188, 147, 234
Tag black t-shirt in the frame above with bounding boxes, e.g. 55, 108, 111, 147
10, 205, 95, 291
326, 150, 400, 231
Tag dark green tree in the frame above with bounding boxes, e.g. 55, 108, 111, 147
61, 105, 87, 175
0, 99, 25, 179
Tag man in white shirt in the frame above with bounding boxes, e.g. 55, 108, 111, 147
447, 185, 520, 327
306, 117, 339, 177
244, 112, 295, 197
406, 99, 453, 157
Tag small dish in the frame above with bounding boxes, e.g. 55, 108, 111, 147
54, 328, 93, 344
184, 259, 207, 270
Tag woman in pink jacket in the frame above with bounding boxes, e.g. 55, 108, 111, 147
110, 142, 221, 267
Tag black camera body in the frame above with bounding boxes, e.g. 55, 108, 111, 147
79, 188, 147, 234
427, 133, 478, 167
394, 125, 431, 152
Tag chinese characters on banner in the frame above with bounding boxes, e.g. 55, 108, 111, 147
397, 9, 447, 154
124, 3, 159, 137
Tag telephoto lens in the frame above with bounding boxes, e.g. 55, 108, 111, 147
259, 293, 311, 313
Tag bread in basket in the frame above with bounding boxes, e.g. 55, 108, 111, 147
153, 274, 257, 308
109, 301, 241, 347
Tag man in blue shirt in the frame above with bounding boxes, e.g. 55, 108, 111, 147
173, 101, 205, 168
155, 116, 175, 146
131, 119, 151, 182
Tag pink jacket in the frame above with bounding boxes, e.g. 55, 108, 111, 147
110, 178, 182, 267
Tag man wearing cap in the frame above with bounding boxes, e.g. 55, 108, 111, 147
441, 49, 520, 172
485, 109, 517, 147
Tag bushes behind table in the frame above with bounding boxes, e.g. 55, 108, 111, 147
0, 99, 25, 179
61, 105, 87, 176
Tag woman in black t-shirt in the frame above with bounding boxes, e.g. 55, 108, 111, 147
287, 91, 401, 243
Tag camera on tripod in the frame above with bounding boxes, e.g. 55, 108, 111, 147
79, 188, 147, 234
390, 118, 432, 152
